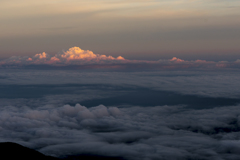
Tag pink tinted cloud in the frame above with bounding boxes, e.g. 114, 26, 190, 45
0, 46, 239, 70
170, 57, 185, 62
49, 47, 126, 65
0, 47, 126, 66
34, 52, 48, 59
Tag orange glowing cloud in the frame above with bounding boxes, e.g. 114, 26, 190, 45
61, 47, 97, 60
50, 57, 60, 62
1, 47, 240, 70
117, 56, 125, 60
27, 58, 32, 61
54, 47, 126, 64
170, 57, 184, 62
34, 52, 48, 59
1, 47, 126, 66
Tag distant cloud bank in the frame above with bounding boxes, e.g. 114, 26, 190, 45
0, 46, 240, 70
0, 47, 125, 66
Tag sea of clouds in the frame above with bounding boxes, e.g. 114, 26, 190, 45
0, 69, 240, 160
1, 103, 240, 160
0, 69, 239, 98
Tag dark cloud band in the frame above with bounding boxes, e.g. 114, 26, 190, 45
1, 103, 240, 160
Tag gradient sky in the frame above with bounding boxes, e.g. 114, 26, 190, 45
0, 0, 240, 61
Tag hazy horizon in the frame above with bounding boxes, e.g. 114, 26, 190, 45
1, 0, 240, 61
1, 1, 240, 160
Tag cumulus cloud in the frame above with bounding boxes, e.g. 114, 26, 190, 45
1, 46, 240, 70
170, 57, 185, 62
34, 52, 49, 59
1, 102, 240, 160
0, 47, 126, 66
0, 69, 240, 159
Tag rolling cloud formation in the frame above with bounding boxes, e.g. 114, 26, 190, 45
1, 103, 240, 160
0, 69, 240, 159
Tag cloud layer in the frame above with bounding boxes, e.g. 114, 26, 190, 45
0, 69, 239, 159
1, 102, 240, 160
0, 69, 240, 99
1, 47, 240, 70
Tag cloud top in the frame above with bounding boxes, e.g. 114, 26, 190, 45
2, 102, 240, 160
0, 46, 240, 70
170, 57, 184, 62
0, 47, 126, 66
62, 47, 97, 60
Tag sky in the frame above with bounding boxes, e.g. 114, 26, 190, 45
0, 0, 240, 61
1, 1, 240, 160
